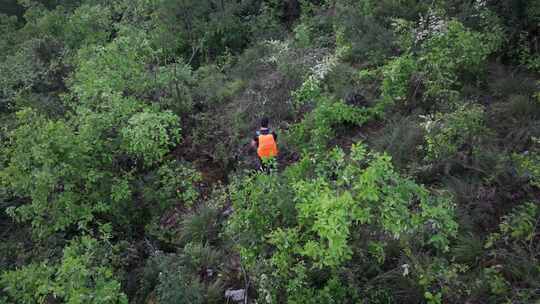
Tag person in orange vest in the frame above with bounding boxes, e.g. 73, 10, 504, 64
251, 117, 278, 171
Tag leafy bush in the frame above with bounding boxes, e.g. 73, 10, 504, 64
1, 93, 181, 238
514, 137, 540, 187
421, 104, 489, 162
193, 65, 243, 108
287, 97, 373, 153
70, 31, 158, 104
145, 243, 225, 304
155, 160, 201, 208
380, 18, 503, 108
0, 36, 68, 114
0, 263, 53, 304
228, 143, 458, 302
1, 236, 127, 304
62, 4, 112, 50
483, 202, 540, 303
120, 109, 181, 166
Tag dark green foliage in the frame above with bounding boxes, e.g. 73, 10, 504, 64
141, 243, 225, 304
372, 116, 425, 170
0, 1, 24, 17
180, 205, 221, 245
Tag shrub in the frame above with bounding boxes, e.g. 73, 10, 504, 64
483, 202, 540, 303
287, 97, 372, 153
70, 31, 157, 104
513, 138, 540, 187
372, 115, 425, 170
63, 4, 112, 50
379, 18, 503, 109
228, 143, 458, 302
1, 236, 128, 304
421, 104, 489, 162
193, 65, 243, 108
145, 243, 225, 304
120, 109, 181, 166
180, 205, 221, 245
155, 160, 201, 208
334, 0, 396, 63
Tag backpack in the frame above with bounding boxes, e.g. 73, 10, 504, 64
257, 133, 278, 159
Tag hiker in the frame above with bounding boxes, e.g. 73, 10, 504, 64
251, 117, 278, 172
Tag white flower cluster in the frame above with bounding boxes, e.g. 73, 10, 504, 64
419, 114, 438, 132
474, 0, 487, 10
262, 39, 291, 65
415, 9, 448, 43
311, 52, 339, 81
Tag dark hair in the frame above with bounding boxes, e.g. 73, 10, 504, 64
260, 117, 269, 128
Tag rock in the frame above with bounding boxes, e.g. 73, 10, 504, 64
225, 289, 245, 303
222, 206, 234, 216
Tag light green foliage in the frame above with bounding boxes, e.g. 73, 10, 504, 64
1, 236, 127, 304
0, 263, 54, 304
52, 236, 127, 303
1, 109, 103, 236
292, 75, 322, 106
422, 104, 488, 161
70, 31, 156, 103
0, 3, 111, 111
63, 4, 112, 50
285, 181, 361, 267
381, 54, 417, 103
381, 18, 503, 106
2, 96, 181, 237
71, 27, 194, 114
229, 143, 458, 302
156, 160, 201, 208
121, 109, 181, 165
424, 291, 442, 304
0, 12, 185, 237
419, 20, 503, 99
287, 97, 372, 153
226, 172, 295, 268
483, 266, 509, 296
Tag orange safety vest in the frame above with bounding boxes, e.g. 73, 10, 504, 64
257, 134, 278, 159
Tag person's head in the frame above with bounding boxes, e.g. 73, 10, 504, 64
260, 117, 269, 128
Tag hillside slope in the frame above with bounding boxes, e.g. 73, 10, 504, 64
0, 1, 539, 303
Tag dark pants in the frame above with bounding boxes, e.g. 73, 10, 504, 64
258, 157, 277, 173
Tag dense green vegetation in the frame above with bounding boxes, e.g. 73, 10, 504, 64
0, 0, 539, 303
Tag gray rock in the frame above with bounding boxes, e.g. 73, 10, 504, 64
225, 289, 245, 303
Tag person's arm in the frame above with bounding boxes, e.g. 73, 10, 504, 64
272, 131, 278, 142
251, 135, 258, 149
